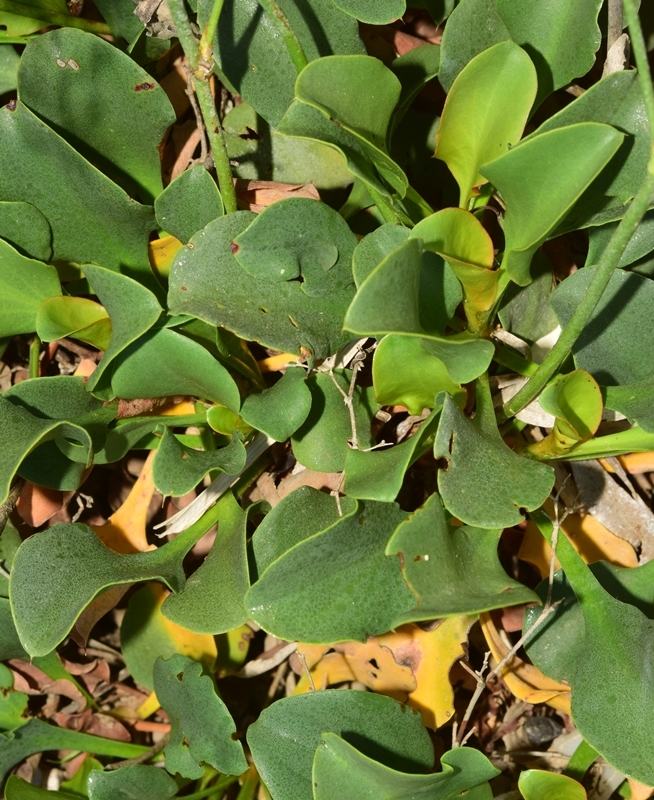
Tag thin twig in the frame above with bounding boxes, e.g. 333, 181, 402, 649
184, 64, 209, 166
0, 479, 24, 538
297, 652, 316, 692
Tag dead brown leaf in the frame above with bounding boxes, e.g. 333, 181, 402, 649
235, 179, 320, 213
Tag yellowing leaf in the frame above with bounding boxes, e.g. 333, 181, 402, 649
480, 611, 571, 713
149, 235, 184, 279
628, 779, 654, 800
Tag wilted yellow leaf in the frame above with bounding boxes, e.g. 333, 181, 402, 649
148, 235, 184, 279
480, 612, 571, 713
628, 779, 654, 800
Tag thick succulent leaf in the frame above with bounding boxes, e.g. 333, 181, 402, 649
551, 266, 654, 385
82, 263, 163, 396
233, 197, 356, 298
331, 0, 405, 24
604, 372, 654, 433
529, 511, 654, 785
9, 508, 220, 656
372, 335, 465, 415
497, 251, 558, 344
240, 368, 312, 441
389, 44, 441, 132
0, 0, 68, 37
344, 238, 493, 383
388, 493, 538, 624
154, 166, 223, 243
0, 663, 28, 732
246, 500, 415, 642
162, 492, 250, 634
0, 102, 157, 291
18, 28, 175, 202
247, 690, 434, 800
438, 0, 510, 92
434, 379, 554, 527
435, 41, 536, 206
496, 0, 602, 108
94, 415, 203, 465
111, 326, 241, 411
152, 428, 246, 497
93, 0, 145, 48
518, 770, 586, 800
480, 123, 624, 285
0, 201, 51, 261
535, 71, 650, 220
0, 43, 20, 94
343, 408, 440, 501
352, 223, 410, 287
5, 776, 78, 799
36, 296, 111, 351
210, 0, 364, 126
0, 719, 146, 785
87, 765, 178, 800
291, 370, 377, 472
0, 237, 61, 337
153, 654, 248, 779
587, 210, 654, 269
169, 211, 355, 360
313, 734, 498, 800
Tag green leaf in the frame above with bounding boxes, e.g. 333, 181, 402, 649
551, 266, 654, 385
518, 770, 586, 800
344, 238, 494, 383
372, 335, 465, 415
93, 0, 145, 49
352, 223, 410, 287
344, 408, 440, 502
0, 201, 51, 261
0, 43, 20, 94
331, 0, 404, 24
169, 211, 355, 360
154, 654, 247, 779
250, 486, 356, 577
434, 378, 554, 527
290, 370, 377, 472
246, 500, 415, 642
496, 0, 603, 108
162, 492, 250, 634
233, 197, 356, 298
438, 0, 510, 93
5, 775, 79, 799
497, 251, 558, 344
240, 368, 311, 441
0, 663, 28, 732
604, 372, 654, 433
435, 41, 536, 206
0, 0, 68, 37
587, 210, 654, 269
19, 28, 175, 202
36, 296, 111, 350
387, 493, 538, 624
0, 102, 158, 292
9, 507, 220, 656
390, 44, 441, 133
0, 237, 61, 336
247, 690, 434, 800
152, 428, 246, 497
210, 0, 364, 126
479, 123, 624, 285
0, 719, 146, 785
87, 765, 178, 800
0, 521, 21, 598
82, 263, 162, 397
313, 734, 498, 800
111, 326, 241, 412
154, 166, 223, 244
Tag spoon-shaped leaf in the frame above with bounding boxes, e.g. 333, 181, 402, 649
240, 367, 312, 442
36, 296, 111, 351
87, 765, 178, 800
518, 769, 587, 800
154, 166, 223, 244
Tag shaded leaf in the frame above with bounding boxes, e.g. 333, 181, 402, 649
0, 201, 51, 261
587, 210, 654, 269
87, 765, 178, 800
313, 734, 498, 800
247, 689, 434, 800
390, 44, 441, 133
434, 378, 554, 527
0, 0, 68, 37
518, 770, 586, 800
19, 28, 175, 202
604, 372, 654, 433
5, 775, 79, 799
169, 211, 355, 360
352, 223, 410, 287
246, 500, 415, 642
497, 251, 558, 344
154, 166, 223, 244
153, 653, 247, 779
387, 493, 538, 623
435, 41, 536, 206
93, 0, 145, 48
480, 123, 624, 285
0, 663, 28, 732
331, 0, 404, 24
36, 296, 111, 351
240, 367, 311, 441
0, 43, 19, 94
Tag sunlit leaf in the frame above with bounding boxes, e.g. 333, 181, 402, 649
240, 367, 312, 441
87, 765, 178, 800
518, 769, 587, 800
36, 296, 111, 351
154, 166, 223, 244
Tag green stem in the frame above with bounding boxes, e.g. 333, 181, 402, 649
366, 184, 413, 227
167, 0, 238, 214
178, 775, 239, 800
236, 766, 259, 800
29, 334, 40, 379
624, 0, 654, 150
200, 0, 226, 62
552, 425, 654, 460
501, 172, 654, 420
257, 0, 308, 74
492, 343, 539, 377
0, 0, 111, 34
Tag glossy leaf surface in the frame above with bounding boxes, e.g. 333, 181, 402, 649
248, 690, 434, 800
154, 166, 223, 243
154, 654, 248, 778
435, 41, 536, 205
388, 493, 538, 624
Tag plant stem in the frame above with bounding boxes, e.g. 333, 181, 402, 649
166, 775, 238, 800
623, 0, 654, 142
168, 0, 238, 214
236, 765, 259, 800
366, 184, 413, 226
0, 0, 111, 34
29, 334, 40, 379
200, 0, 226, 62
257, 0, 308, 74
